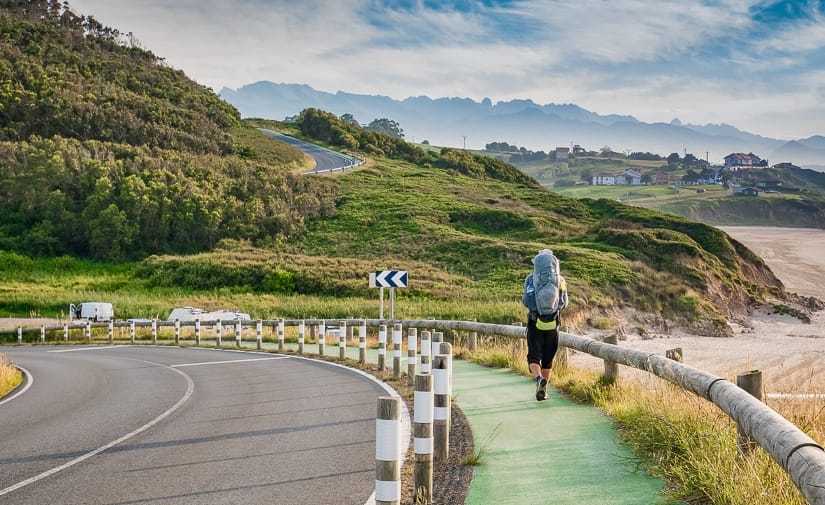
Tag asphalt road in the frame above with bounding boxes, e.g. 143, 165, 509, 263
0, 346, 389, 505
260, 129, 361, 174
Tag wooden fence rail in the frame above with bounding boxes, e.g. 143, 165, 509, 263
3, 317, 824, 503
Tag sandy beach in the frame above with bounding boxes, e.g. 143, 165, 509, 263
572, 226, 825, 392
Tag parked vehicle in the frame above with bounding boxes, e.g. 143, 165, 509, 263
69, 302, 114, 322
167, 306, 251, 322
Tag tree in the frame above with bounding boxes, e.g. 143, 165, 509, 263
683, 153, 699, 169
365, 118, 404, 139
340, 113, 359, 126
667, 153, 681, 169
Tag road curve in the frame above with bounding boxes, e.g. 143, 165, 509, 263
260, 129, 361, 174
0, 346, 389, 505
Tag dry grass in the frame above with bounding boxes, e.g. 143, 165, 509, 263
0, 353, 22, 398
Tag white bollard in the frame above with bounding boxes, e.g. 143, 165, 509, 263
40, 324, 45, 343
414, 373, 434, 503
392, 323, 402, 377
339, 320, 347, 359
256, 320, 263, 350
298, 320, 305, 354
195, 319, 201, 344
278, 318, 285, 352
130, 320, 135, 343
108, 321, 114, 344
375, 396, 402, 505
378, 325, 387, 370
216, 319, 222, 348
235, 318, 241, 348
63, 323, 68, 342
420, 331, 431, 374
85, 321, 91, 342
359, 320, 367, 363
407, 328, 417, 385
318, 320, 325, 356
431, 331, 443, 360
17, 326, 22, 344
151, 319, 157, 344
174, 318, 180, 344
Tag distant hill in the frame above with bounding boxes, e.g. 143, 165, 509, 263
219, 82, 825, 170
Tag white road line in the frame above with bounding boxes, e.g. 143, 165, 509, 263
49, 345, 132, 353
0, 366, 33, 406
171, 356, 288, 368
0, 360, 194, 498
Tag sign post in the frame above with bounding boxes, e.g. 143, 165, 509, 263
370, 270, 408, 319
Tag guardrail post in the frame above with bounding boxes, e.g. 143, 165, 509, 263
431, 331, 443, 360
339, 320, 347, 359
378, 325, 387, 370
86, 320, 91, 342
603, 334, 619, 381
666, 348, 683, 362
736, 369, 763, 455
392, 323, 402, 377
235, 318, 242, 348
216, 320, 222, 348
414, 373, 434, 504
318, 320, 325, 356
359, 320, 367, 363
420, 331, 431, 374
174, 319, 180, 344
376, 396, 401, 505
40, 324, 45, 343
194, 319, 201, 345
17, 326, 22, 344
129, 320, 135, 343
434, 345, 452, 461
407, 328, 417, 385
256, 320, 263, 350
151, 319, 157, 344
298, 320, 305, 354
63, 323, 69, 342
278, 318, 285, 352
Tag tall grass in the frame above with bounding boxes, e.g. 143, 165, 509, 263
0, 353, 22, 398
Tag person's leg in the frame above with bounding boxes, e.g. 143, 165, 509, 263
537, 327, 559, 398
526, 317, 548, 400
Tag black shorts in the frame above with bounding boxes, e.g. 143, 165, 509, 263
526, 314, 559, 369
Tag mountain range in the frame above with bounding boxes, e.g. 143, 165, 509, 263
220, 82, 825, 170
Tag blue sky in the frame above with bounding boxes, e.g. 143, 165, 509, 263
69, 0, 825, 140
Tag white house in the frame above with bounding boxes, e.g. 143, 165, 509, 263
592, 174, 616, 185
616, 169, 642, 185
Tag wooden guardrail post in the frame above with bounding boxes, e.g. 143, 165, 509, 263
376, 396, 402, 505
215, 320, 222, 348
151, 319, 157, 344
174, 319, 180, 344
468, 318, 477, 351
407, 328, 417, 385
378, 325, 387, 370
298, 320, 305, 354
393, 323, 402, 377
603, 334, 619, 381
278, 318, 285, 352
359, 320, 367, 363
431, 331, 443, 360
414, 373, 434, 504
40, 324, 45, 343
420, 330, 431, 374
235, 318, 242, 348
434, 345, 452, 461
17, 326, 22, 344
256, 320, 263, 350
666, 348, 683, 362
85, 320, 91, 342
63, 323, 69, 342
194, 319, 201, 345
736, 369, 763, 455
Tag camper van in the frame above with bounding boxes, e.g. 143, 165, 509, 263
69, 302, 114, 322
167, 307, 251, 322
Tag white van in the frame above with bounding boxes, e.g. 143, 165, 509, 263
69, 302, 114, 322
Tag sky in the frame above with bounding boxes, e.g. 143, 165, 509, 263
68, 0, 825, 141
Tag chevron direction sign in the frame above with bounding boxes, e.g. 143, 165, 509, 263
370, 270, 408, 288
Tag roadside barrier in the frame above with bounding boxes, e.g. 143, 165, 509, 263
3, 317, 824, 504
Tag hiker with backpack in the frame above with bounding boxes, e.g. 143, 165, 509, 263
522, 249, 568, 401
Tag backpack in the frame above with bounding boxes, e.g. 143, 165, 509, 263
522, 250, 561, 321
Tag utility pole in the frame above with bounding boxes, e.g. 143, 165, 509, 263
462, 136, 467, 150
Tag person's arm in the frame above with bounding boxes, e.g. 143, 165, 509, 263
558, 277, 568, 310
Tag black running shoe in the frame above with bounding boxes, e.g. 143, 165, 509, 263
536, 377, 548, 401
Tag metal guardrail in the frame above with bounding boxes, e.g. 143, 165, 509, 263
3, 317, 824, 503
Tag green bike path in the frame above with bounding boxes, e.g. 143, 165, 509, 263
452, 360, 665, 505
